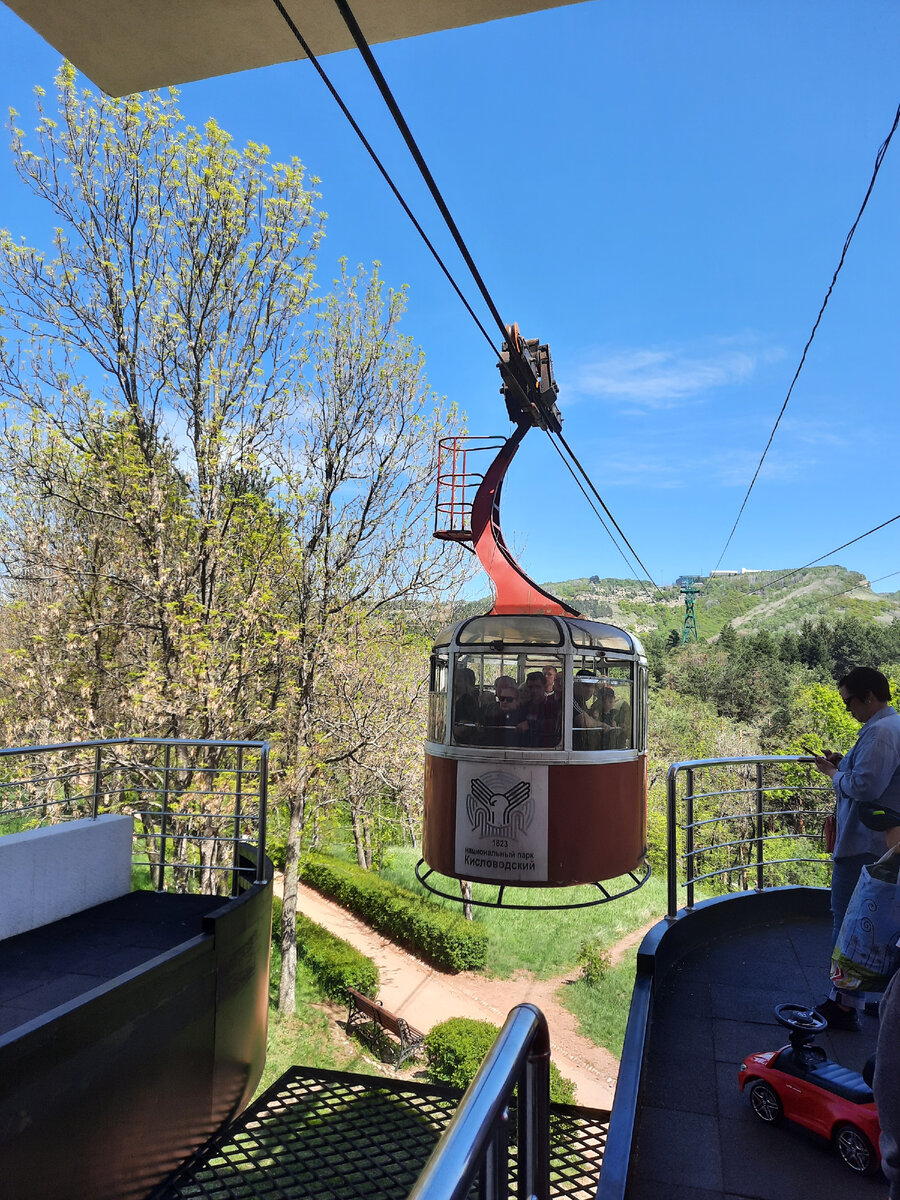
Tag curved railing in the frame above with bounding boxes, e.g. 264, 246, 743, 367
0, 736, 269, 893
666, 752, 832, 916
408, 1003, 551, 1200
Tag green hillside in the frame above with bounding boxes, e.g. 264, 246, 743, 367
453, 566, 900, 642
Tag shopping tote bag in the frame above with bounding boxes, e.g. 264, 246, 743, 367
831, 844, 900, 994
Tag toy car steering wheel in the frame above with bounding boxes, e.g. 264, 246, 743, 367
774, 1002, 828, 1033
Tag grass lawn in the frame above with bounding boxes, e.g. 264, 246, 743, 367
256, 927, 379, 1097
377, 845, 667, 979
557, 953, 641, 1059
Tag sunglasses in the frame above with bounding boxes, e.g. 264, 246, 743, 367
499, 695, 517, 703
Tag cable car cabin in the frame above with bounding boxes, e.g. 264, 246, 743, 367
422, 613, 648, 890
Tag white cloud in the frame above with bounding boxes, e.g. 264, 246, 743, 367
572, 339, 780, 408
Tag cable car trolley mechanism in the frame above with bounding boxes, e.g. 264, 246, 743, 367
418, 329, 650, 909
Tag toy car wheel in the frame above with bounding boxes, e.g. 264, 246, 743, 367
833, 1124, 879, 1175
749, 1080, 783, 1125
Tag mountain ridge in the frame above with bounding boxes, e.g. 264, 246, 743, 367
450, 566, 900, 641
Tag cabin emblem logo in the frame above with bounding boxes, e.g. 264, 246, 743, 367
466, 770, 534, 838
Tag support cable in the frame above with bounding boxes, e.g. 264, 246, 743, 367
748, 512, 900, 593
549, 429, 665, 597
331, 0, 666, 594
540, 431, 655, 594
329, 0, 511, 349
270, 0, 499, 354
712, 99, 900, 573
763, 568, 900, 621
272, 0, 660, 590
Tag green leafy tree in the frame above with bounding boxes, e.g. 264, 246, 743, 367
0, 68, 471, 1009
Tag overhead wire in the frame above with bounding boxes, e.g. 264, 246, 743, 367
270, 0, 663, 593
324, 0, 665, 591
770, 568, 900, 625
269, 0, 498, 354
747, 512, 900, 594
712, 98, 900, 573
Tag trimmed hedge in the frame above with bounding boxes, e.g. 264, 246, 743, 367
424, 1017, 576, 1105
272, 895, 380, 1002
300, 854, 488, 972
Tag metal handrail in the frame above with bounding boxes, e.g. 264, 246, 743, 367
408, 1004, 551, 1200
0, 737, 270, 891
667, 753, 831, 917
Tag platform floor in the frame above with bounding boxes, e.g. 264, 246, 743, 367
154, 1066, 610, 1200
0, 890, 223, 1037
626, 914, 883, 1200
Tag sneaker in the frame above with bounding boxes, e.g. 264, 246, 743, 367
815, 997, 861, 1031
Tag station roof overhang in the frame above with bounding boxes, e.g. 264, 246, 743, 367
2, 0, 586, 97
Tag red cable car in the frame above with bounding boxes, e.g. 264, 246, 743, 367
417, 331, 650, 909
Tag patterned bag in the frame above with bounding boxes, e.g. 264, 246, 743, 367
830, 845, 900, 994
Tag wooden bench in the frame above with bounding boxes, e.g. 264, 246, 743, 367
346, 986, 425, 1067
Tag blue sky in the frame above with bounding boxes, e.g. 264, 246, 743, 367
2, 0, 899, 593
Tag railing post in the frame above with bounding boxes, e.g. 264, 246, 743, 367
479, 1115, 509, 1200
666, 765, 679, 918
157, 743, 172, 892
231, 747, 244, 897
91, 744, 102, 820
685, 767, 695, 911
755, 761, 765, 891
255, 744, 269, 885
520, 1035, 551, 1200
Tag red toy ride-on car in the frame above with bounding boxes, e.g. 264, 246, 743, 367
739, 1002, 882, 1175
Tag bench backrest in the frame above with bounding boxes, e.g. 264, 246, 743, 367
348, 986, 404, 1031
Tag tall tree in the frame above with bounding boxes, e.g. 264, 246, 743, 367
0, 68, 471, 1007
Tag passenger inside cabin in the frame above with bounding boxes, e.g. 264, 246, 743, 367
572, 669, 603, 750
517, 670, 561, 747
542, 664, 561, 698
598, 685, 632, 749
482, 683, 523, 746
452, 666, 480, 743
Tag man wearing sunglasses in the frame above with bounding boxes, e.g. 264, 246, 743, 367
483, 680, 524, 747
810, 666, 900, 1029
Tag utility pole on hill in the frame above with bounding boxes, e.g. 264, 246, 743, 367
680, 576, 702, 644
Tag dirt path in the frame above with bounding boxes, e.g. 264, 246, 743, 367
290, 879, 656, 1109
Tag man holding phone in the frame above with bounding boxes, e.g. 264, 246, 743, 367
810, 666, 900, 1028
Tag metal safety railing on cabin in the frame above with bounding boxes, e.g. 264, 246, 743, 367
409, 1004, 551, 1200
0, 737, 269, 896
434, 436, 506, 542
666, 753, 833, 918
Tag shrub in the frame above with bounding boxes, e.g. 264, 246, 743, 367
300, 854, 488, 971
424, 1017, 498, 1089
424, 1017, 576, 1104
272, 893, 380, 1001
295, 912, 380, 1001
577, 940, 611, 987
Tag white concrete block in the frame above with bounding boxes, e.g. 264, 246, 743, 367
0, 814, 133, 939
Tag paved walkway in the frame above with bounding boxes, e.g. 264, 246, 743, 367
292, 879, 634, 1109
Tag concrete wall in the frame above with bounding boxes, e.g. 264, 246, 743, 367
0, 814, 133, 939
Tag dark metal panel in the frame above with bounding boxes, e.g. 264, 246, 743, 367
0, 877, 274, 1200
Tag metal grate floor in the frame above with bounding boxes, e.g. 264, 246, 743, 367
152, 1067, 609, 1200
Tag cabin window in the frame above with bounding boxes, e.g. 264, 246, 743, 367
450, 652, 564, 749
572, 657, 634, 751
427, 654, 448, 742
567, 619, 634, 653
456, 615, 563, 647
